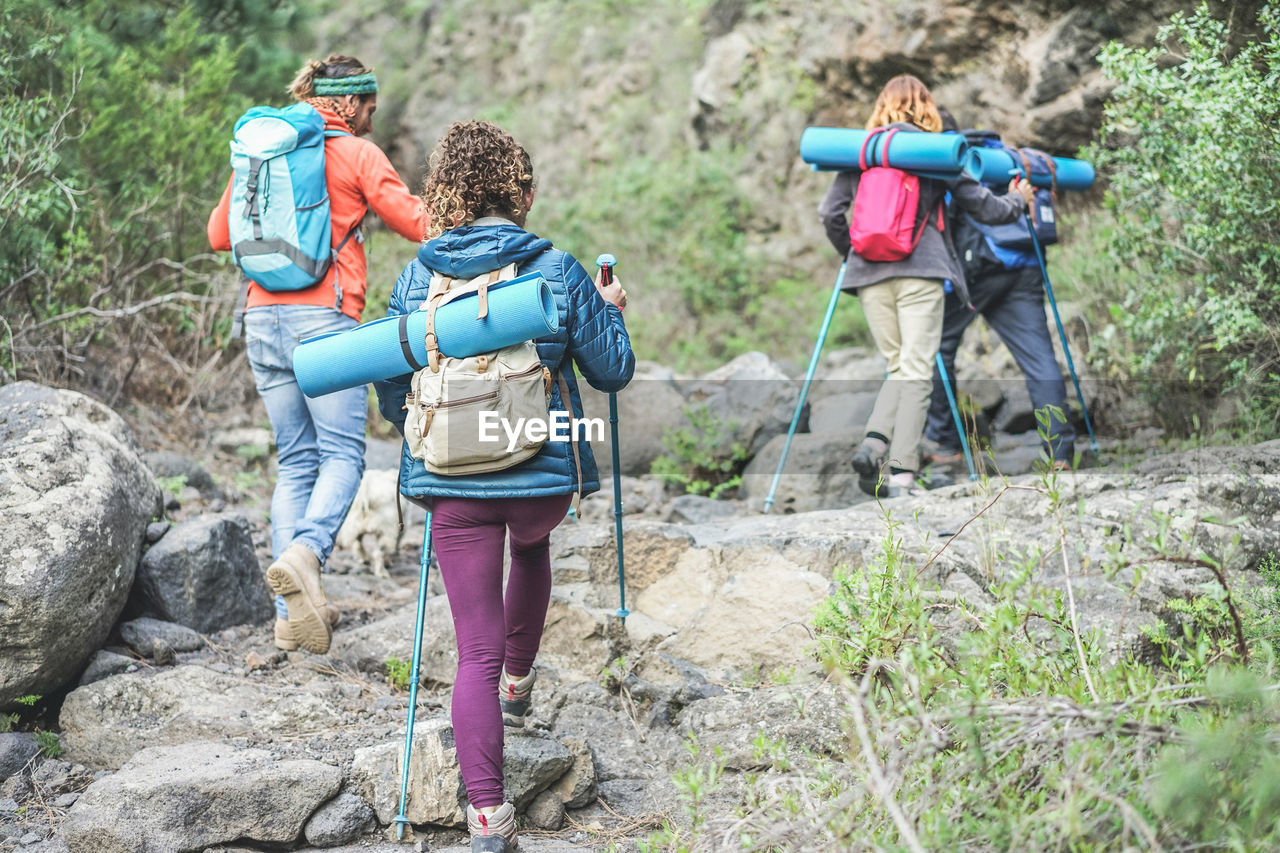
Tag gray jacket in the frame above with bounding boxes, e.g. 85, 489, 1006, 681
817, 124, 1027, 297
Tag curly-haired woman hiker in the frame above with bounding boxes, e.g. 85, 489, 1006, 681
374, 120, 633, 852
818, 74, 1035, 497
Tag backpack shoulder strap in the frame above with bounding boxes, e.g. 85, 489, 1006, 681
423, 272, 454, 373
420, 262, 520, 372
858, 127, 887, 171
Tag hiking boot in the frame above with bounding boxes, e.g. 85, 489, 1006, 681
851, 436, 889, 478
265, 544, 332, 655
467, 802, 518, 852
857, 473, 890, 498
499, 668, 536, 728
274, 605, 341, 652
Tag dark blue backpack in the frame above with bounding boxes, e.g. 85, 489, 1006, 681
954, 130, 1058, 278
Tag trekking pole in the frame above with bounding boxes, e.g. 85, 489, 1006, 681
1024, 212, 1100, 453
763, 262, 846, 513
935, 352, 978, 481
393, 513, 433, 840
595, 254, 629, 624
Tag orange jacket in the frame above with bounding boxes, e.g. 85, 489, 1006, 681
207, 103, 425, 322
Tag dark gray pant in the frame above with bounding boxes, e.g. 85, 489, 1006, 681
925, 265, 1075, 463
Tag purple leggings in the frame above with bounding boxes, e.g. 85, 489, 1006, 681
428, 493, 572, 809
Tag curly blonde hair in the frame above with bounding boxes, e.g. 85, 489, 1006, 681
866, 74, 943, 133
421, 121, 535, 240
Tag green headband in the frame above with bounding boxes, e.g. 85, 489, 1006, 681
313, 72, 378, 96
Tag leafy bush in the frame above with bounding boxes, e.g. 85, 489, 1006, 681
1088, 3, 1280, 433
34, 730, 61, 759
656, 463, 1280, 850
0, 0, 306, 397
384, 655, 411, 692
650, 404, 748, 498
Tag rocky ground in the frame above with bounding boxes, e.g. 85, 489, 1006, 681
4, 340, 1274, 853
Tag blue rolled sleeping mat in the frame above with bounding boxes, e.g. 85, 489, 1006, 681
800, 126, 978, 180
292, 270, 559, 398
962, 146, 1095, 190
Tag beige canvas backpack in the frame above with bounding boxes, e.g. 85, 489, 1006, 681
403, 263, 556, 476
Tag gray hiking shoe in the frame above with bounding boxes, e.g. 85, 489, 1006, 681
467, 802, 517, 852
851, 437, 888, 478
499, 668, 536, 728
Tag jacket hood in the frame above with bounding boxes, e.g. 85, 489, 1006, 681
416, 220, 554, 279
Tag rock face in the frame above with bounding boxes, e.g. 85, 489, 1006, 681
324, 1, 1185, 347
553, 442, 1280, 679
0, 382, 161, 706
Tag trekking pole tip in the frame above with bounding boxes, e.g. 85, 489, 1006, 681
393, 815, 409, 840
616, 607, 630, 622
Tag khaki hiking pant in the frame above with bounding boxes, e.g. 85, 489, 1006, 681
859, 276, 945, 473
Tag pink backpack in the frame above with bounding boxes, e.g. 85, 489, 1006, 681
849, 127, 942, 262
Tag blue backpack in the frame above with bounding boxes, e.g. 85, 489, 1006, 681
954, 130, 1058, 277
227, 103, 354, 302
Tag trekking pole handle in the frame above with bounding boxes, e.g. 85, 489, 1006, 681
595, 253, 617, 287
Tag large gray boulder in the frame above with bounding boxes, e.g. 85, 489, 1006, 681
739, 430, 871, 513
131, 515, 273, 633
679, 351, 802, 458
60, 741, 341, 853
0, 382, 161, 706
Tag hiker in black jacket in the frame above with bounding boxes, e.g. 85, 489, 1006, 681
922, 113, 1076, 471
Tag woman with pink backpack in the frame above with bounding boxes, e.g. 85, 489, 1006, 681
818, 74, 1035, 497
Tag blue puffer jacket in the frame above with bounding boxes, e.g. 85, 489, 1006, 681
373, 218, 635, 499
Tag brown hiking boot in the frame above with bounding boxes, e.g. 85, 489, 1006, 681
273, 605, 341, 652
266, 544, 332, 654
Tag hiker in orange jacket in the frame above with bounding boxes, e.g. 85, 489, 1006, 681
206, 54, 426, 655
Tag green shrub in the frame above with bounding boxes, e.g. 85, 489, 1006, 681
1, 695, 41, 733
660, 462, 1280, 850
1088, 3, 1280, 434
384, 656, 411, 692
650, 404, 748, 498
34, 730, 61, 759
1, 0, 306, 390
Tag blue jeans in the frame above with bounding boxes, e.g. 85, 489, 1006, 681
925, 265, 1075, 463
245, 306, 367, 587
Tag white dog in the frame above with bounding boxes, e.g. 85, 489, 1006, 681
336, 468, 403, 578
